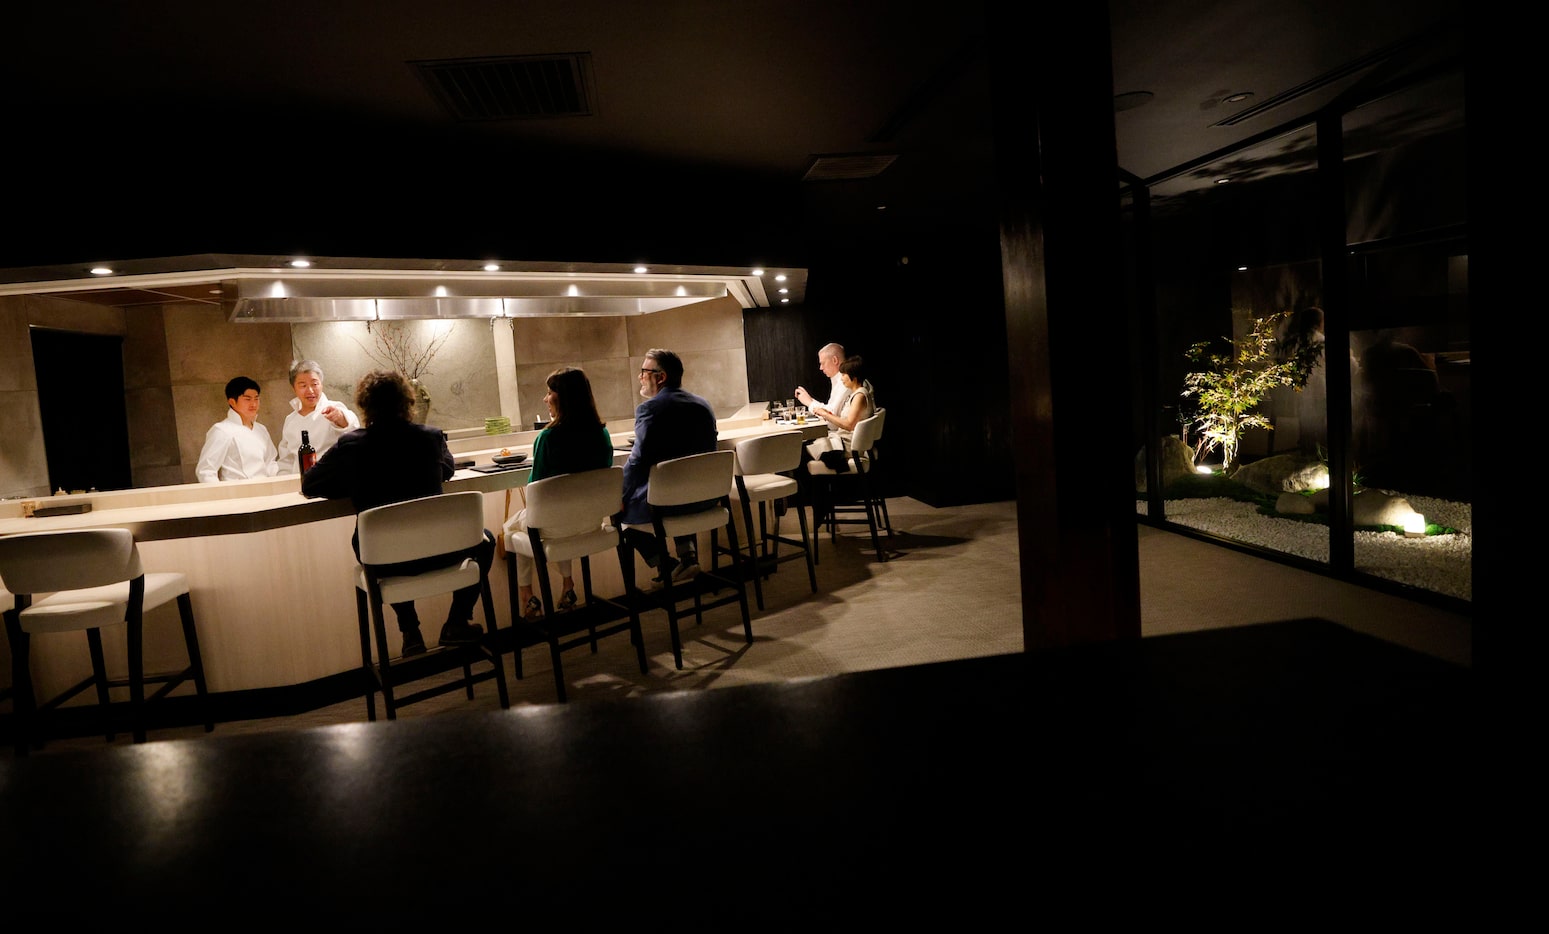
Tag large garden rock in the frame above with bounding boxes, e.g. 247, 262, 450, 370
1231, 453, 1329, 494
1309, 488, 1419, 527
1275, 492, 1316, 515
1135, 436, 1197, 493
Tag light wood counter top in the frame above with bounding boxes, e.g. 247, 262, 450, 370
0, 415, 827, 700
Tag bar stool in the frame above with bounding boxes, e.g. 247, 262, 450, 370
806, 411, 894, 563
869, 407, 895, 538
0, 588, 11, 710
503, 466, 647, 702
353, 491, 509, 721
633, 450, 752, 670
718, 430, 816, 610
0, 528, 212, 755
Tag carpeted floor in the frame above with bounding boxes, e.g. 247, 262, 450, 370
5, 496, 1471, 756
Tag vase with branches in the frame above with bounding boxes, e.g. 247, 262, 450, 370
357, 322, 451, 423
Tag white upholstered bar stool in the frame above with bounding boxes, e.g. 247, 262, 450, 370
503, 466, 647, 702
720, 430, 816, 611
0, 588, 11, 710
0, 528, 212, 755
353, 491, 509, 721
869, 407, 895, 538
805, 411, 894, 563
633, 450, 752, 670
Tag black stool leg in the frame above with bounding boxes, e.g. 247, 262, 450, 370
127, 616, 146, 743
85, 628, 114, 741
177, 593, 214, 733
7, 612, 36, 756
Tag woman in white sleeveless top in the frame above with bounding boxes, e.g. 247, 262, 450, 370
806, 356, 873, 461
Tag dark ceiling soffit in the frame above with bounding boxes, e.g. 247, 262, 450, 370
1210, 21, 1455, 127
868, 34, 985, 143
411, 52, 596, 121
1136, 51, 1463, 192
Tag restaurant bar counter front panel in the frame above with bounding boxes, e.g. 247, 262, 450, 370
0, 413, 824, 704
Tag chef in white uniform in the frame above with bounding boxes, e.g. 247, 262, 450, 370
195, 375, 279, 482
276, 359, 360, 473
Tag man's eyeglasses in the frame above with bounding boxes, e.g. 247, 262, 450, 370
639, 367, 662, 375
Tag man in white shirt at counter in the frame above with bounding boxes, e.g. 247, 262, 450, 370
276, 359, 360, 474
195, 376, 280, 482
794, 341, 874, 417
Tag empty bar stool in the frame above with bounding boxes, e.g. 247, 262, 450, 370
503, 466, 647, 702
353, 491, 509, 721
719, 430, 816, 610
806, 411, 894, 563
0, 528, 212, 755
631, 450, 752, 670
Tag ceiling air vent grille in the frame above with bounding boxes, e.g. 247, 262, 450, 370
802, 153, 899, 181
412, 53, 595, 121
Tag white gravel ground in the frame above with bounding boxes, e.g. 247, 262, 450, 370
1137, 493, 1471, 602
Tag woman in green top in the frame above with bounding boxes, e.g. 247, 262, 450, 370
507, 366, 615, 619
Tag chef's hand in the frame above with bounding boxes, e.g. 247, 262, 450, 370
321, 404, 348, 428
794, 387, 812, 407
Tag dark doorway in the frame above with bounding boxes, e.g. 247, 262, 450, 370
30, 327, 133, 492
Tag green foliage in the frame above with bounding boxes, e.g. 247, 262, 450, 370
1181, 311, 1316, 472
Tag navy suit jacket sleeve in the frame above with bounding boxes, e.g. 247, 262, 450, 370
621, 402, 655, 524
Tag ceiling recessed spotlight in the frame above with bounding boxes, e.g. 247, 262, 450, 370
778, 288, 788, 294
774, 274, 786, 282
89, 266, 114, 276
290, 259, 311, 268
1222, 92, 1254, 104
567, 285, 580, 297
750, 268, 764, 276
208, 288, 222, 295
780, 297, 789, 303
876, 204, 887, 211
483, 263, 500, 272
434, 286, 450, 297
1214, 177, 1231, 185
1237, 266, 1248, 271
633, 266, 648, 274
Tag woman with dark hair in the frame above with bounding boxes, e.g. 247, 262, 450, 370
302, 369, 494, 656
811, 356, 874, 437
504, 366, 616, 620
805, 356, 875, 472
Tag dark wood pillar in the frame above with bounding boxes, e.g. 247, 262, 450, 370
988, 5, 1141, 648
1316, 111, 1355, 572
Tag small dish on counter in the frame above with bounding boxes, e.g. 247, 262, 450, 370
492, 453, 528, 466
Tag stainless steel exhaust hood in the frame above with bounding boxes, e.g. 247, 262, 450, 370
226, 271, 753, 322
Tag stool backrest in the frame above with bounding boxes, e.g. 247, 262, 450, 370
518, 467, 625, 563
0, 528, 143, 595
647, 450, 735, 508
850, 412, 883, 456
356, 491, 486, 567
734, 431, 803, 477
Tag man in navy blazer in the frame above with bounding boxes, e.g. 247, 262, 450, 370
621, 348, 717, 580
